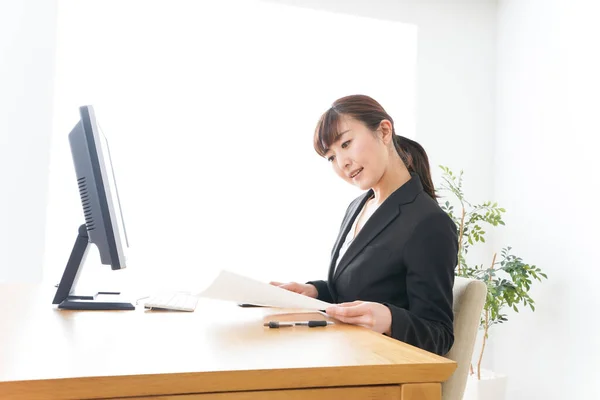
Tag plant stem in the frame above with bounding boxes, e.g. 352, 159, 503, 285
477, 309, 488, 380
470, 363, 474, 375
477, 252, 496, 380
457, 205, 465, 274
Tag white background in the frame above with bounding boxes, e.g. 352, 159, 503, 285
492, 0, 600, 398
0, 0, 57, 283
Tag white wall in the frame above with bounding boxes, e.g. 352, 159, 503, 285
493, 0, 600, 398
0, 0, 58, 283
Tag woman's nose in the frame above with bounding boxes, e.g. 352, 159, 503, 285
336, 155, 350, 171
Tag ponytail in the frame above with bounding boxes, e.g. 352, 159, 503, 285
393, 135, 437, 200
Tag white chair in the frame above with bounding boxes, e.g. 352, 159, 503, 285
442, 277, 487, 400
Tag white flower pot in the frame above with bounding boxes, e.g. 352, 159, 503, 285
462, 368, 507, 400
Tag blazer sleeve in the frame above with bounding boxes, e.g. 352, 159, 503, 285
384, 212, 457, 356
305, 280, 334, 303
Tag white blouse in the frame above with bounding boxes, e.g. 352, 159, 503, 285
334, 196, 377, 274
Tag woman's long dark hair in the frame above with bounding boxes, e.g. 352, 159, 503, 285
313, 94, 436, 199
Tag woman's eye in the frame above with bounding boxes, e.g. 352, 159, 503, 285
341, 140, 351, 149
327, 156, 335, 162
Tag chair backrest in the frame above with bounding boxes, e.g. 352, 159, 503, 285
442, 277, 487, 400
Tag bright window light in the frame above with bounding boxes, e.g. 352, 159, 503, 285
45, 0, 417, 293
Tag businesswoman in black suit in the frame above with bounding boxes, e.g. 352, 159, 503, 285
271, 95, 458, 356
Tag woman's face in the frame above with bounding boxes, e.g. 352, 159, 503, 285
324, 115, 391, 191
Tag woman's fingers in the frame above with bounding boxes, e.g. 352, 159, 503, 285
326, 303, 375, 327
279, 282, 298, 290
334, 300, 363, 308
277, 282, 305, 294
327, 302, 369, 317
332, 313, 375, 328
326, 302, 392, 335
271, 281, 299, 292
269, 282, 317, 298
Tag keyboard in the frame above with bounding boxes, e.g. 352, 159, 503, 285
143, 292, 199, 312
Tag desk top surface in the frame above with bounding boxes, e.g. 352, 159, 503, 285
0, 283, 456, 399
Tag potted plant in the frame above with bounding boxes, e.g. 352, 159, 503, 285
437, 166, 548, 400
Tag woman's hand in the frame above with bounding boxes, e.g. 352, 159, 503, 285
269, 281, 318, 299
325, 301, 392, 336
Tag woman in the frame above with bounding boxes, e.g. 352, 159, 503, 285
271, 95, 458, 356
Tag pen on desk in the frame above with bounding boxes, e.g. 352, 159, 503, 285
295, 320, 333, 327
264, 320, 334, 328
264, 321, 294, 328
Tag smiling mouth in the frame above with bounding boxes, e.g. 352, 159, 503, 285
350, 168, 363, 179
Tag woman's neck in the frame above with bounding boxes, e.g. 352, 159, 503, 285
370, 153, 411, 206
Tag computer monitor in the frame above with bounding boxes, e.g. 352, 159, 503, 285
52, 105, 134, 310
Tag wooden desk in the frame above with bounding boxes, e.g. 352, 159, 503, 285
0, 284, 456, 400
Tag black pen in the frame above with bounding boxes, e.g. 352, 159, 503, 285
295, 321, 333, 327
264, 320, 334, 328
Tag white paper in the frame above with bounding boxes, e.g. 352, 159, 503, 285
195, 270, 331, 310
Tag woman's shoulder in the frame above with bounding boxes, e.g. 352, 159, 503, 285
409, 192, 457, 233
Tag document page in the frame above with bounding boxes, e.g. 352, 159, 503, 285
196, 270, 331, 310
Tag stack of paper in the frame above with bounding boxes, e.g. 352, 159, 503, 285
195, 270, 331, 310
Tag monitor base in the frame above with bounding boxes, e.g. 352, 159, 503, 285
52, 225, 134, 311
58, 292, 134, 310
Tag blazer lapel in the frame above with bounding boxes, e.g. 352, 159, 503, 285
332, 198, 400, 281
332, 173, 423, 282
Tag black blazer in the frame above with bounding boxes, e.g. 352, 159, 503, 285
308, 173, 458, 356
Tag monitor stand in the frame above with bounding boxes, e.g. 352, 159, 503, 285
52, 224, 135, 310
